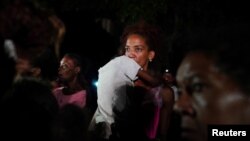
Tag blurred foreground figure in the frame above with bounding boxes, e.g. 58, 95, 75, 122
175, 23, 250, 141
0, 78, 59, 141
0, 0, 59, 95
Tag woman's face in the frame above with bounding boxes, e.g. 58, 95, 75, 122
58, 56, 78, 83
124, 34, 155, 70
175, 52, 250, 140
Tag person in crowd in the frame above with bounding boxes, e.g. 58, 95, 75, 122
89, 20, 174, 141
88, 54, 162, 140
51, 104, 89, 141
163, 69, 178, 101
0, 77, 59, 141
175, 23, 250, 141
0, 0, 58, 97
53, 53, 88, 109
117, 20, 174, 141
14, 48, 59, 87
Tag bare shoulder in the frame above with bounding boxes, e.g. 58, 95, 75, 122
160, 85, 175, 104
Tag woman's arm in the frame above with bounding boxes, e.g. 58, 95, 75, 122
137, 69, 163, 87
158, 85, 175, 141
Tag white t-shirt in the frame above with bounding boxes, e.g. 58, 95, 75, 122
96, 55, 141, 124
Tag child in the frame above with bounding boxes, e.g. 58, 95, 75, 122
89, 55, 161, 139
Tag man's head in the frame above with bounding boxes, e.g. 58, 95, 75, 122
58, 53, 82, 85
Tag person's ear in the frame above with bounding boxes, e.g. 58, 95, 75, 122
148, 51, 155, 62
31, 67, 41, 77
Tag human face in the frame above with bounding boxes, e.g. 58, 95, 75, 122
176, 52, 250, 140
163, 72, 174, 84
58, 56, 78, 83
15, 58, 33, 76
125, 34, 155, 70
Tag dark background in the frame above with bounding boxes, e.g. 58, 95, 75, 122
0, 0, 249, 99
1, 0, 249, 76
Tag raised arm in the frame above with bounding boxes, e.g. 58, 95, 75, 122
137, 69, 163, 87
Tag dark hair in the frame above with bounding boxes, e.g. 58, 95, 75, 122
120, 20, 163, 52
63, 53, 88, 89
0, 0, 55, 60
51, 104, 88, 141
186, 23, 250, 93
31, 48, 59, 81
64, 53, 83, 68
0, 77, 59, 140
119, 20, 164, 75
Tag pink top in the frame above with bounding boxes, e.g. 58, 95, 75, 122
53, 87, 87, 108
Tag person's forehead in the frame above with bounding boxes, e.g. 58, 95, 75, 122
61, 57, 75, 66
177, 52, 238, 90
185, 52, 214, 69
126, 34, 146, 44
177, 52, 217, 81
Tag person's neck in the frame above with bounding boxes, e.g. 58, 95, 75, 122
63, 81, 83, 95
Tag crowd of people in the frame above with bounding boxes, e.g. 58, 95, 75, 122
0, 0, 250, 141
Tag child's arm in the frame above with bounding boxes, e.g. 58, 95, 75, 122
137, 69, 163, 87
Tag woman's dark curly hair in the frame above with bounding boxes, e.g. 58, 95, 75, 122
119, 20, 164, 75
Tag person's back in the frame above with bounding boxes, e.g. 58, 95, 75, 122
89, 55, 141, 140
97, 55, 141, 123
51, 104, 88, 141
0, 77, 59, 141
89, 55, 162, 140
